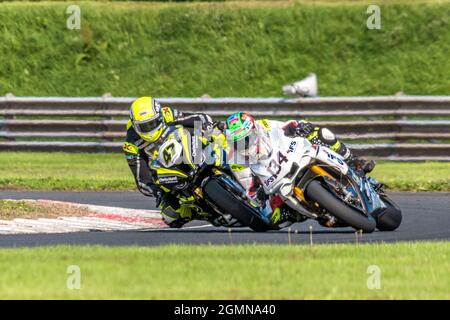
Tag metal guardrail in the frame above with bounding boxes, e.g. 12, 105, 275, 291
0, 95, 449, 160
2, 95, 450, 116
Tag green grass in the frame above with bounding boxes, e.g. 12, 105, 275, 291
0, 152, 133, 190
371, 161, 450, 192
0, 242, 448, 299
0, 200, 35, 219
1, 1, 450, 96
0, 152, 448, 191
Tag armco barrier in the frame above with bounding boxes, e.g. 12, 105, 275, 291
0, 95, 449, 160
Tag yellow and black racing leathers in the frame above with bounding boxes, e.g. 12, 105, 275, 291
123, 106, 213, 227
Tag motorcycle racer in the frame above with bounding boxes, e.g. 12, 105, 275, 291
224, 112, 375, 226
123, 96, 214, 228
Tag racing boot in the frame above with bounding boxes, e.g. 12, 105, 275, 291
160, 196, 200, 228
269, 207, 290, 229
161, 206, 191, 228
269, 195, 305, 227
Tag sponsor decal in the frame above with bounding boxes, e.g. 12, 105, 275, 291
264, 152, 288, 187
325, 150, 344, 166
191, 135, 199, 159
264, 176, 276, 187
162, 107, 173, 122
287, 141, 297, 153
260, 119, 270, 131
159, 176, 179, 184
228, 116, 238, 124
123, 142, 138, 154
242, 119, 253, 130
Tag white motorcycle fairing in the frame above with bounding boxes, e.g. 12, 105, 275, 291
232, 120, 392, 231
246, 125, 356, 220
250, 132, 349, 196
314, 145, 349, 175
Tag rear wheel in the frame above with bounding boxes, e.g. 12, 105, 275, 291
203, 178, 270, 232
305, 180, 376, 233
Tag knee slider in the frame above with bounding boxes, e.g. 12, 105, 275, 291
160, 206, 181, 224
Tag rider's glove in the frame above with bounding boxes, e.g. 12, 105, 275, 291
295, 121, 315, 137
202, 121, 214, 132
213, 121, 226, 132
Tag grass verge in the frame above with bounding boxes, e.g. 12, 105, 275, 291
0, 152, 448, 191
0, 200, 90, 220
0, 152, 132, 191
0, 242, 448, 299
370, 161, 450, 192
1, 1, 450, 96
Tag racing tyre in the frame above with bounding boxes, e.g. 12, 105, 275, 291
372, 195, 402, 231
204, 178, 270, 232
305, 180, 376, 233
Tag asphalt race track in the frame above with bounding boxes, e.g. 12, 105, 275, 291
0, 191, 449, 247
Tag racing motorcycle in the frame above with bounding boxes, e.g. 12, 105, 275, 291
149, 124, 270, 230
151, 124, 401, 233
236, 132, 403, 233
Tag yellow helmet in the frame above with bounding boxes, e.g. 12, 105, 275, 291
129, 97, 164, 142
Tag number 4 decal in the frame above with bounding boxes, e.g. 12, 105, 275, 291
278, 152, 288, 164
268, 152, 288, 176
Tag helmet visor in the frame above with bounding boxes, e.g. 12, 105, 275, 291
136, 118, 161, 134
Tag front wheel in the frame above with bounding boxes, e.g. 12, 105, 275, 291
203, 178, 270, 232
372, 195, 402, 231
305, 180, 376, 233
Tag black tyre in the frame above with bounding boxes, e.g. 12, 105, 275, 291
204, 178, 270, 232
305, 180, 376, 233
372, 195, 402, 231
